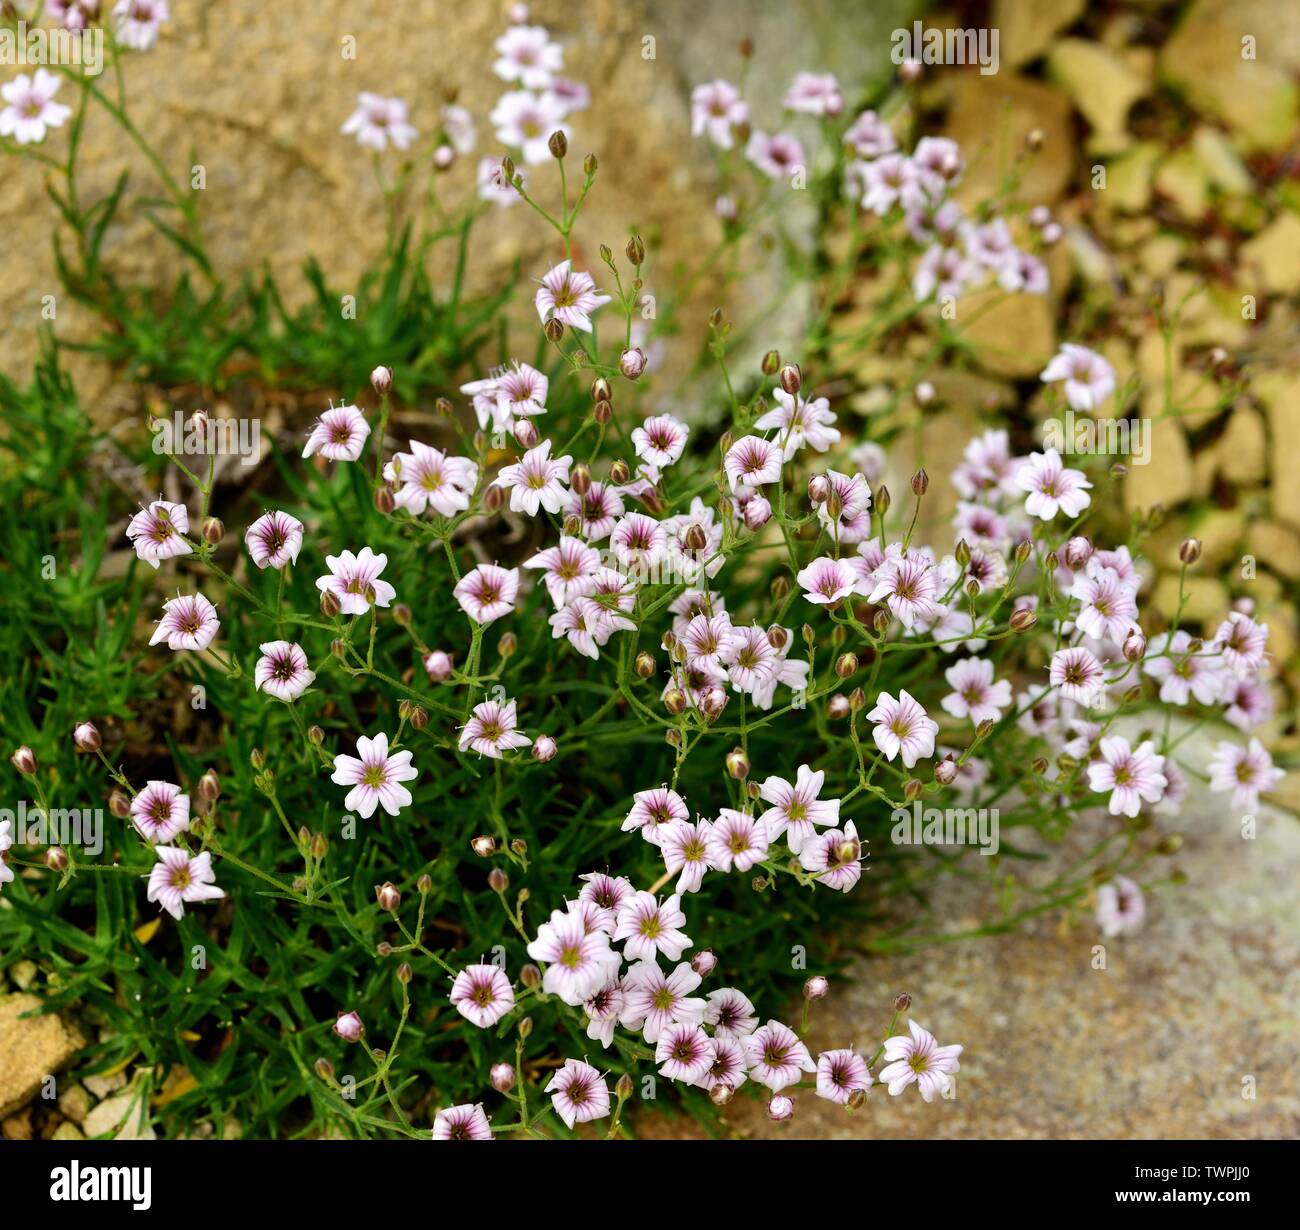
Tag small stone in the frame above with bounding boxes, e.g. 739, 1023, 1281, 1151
1152, 574, 1228, 625
1049, 39, 1148, 140
83, 1079, 156, 1141
1191, 127, 1252, 194
1154, 149, 1212, 220
2, 1108, 33, 1140
1240, 212, 1300, 295
1189, 509, 1246, 569
1216, 406, 1268, 484
1104, 142, 1162, 212
1246, 521, 1300, 580
1125, 417, 1195, 513
57, 1083, 91, 1126
1251, 373, 1300, 531
82, 1069, 127, 1099
52, 1121, 85, 1141
994, 0, 1087, 68
9, 961, 37, 991
960, 287, 1056, 378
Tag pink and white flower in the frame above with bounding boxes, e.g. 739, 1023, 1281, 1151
844, 109, 896, 158
690, 79, 748, 148
459, 698, 532, 760
695, 1034, 749, 1094
129, 781, 191, 843
1214, 612, 1269, 677
867, 690, 938, 768
859, 153, 924, 215
796, 556, 857, 606
620, 960, 705, 1043
549, 597, 607, 659
1016, 449, 1092, 521
460, 362, 549, 432
723, 436, 783, 490
755, 389, 841, 458
727, 624, 780, 697
798, 821, 863, 893
656, 1022, 716, 1084
489, 90, 568, 164
493, 24, 563, 89
623, 787, 689, 846
244, 510, 304, 570
126, 499, 191, 568
255, 641, 315, 702
316, 548, 396, 616
453, 563, 520, 625
1223, 677, 1272, 732
704, 987, 758, 1039
525, 536, 602, 607
1071, 565, 1138, 645
941, 657, 1012, 724
449, 964, 516, 1028
878, 1020, 962, 1102
1143, 630, 1227, 706
1086, 736, 1167, 817
545, 1060, 610, 1129
1208, 738, 1284, 812
784, 71, 843, 117
534, 260, 610, 333
610, 512, 667, 573
1040, 344, 1116, 412
816, 1049, 873, 1104
578, 872, 635, 933
746, 130, 806, 180
477, 156, 519, 205
631, 414, 690, 469
744, 1021, 816, 1093
759, 765, 839, 854
432, 1103, 492, 1141
113, 0, 169, 52
705, 808, 770, 872
1049, 646, 1106, 706
330, 732, 418, 818
1096, 875, 1145, 938
527, 911, 617, 1005
333, 1011, 364, 1042
494, 439, 572, 516
341, 92, 417, 151
660, 820, 713, 894
583, 980, 625, 1048
384, 442, 477, 517
303, 404, 370, 462
869, 551, 943, 630
613, 891, 692, 962
566, 480, 624, 541
146, 847, 224, 921
149, 592, 220, 652
0, 821, 13, 892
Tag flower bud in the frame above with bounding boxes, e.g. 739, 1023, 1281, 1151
700, 688, 728, 721
471, 835, 496, 857
619, 347, 647, 380
498, 631, 518, 658
547, 129, 567, 159
417, 873, 432, 895
591, 377, 612, 404
396, 961, 413, 985
741, 494, 772, 530
1179, 537, 1201, 565
910, 469, 929, 497
1123, 629, 1146, 662
568, 462, 592, 497
370, 365, 393, 396
709, 1083, 734, 1107
488, 867, 509, 893
391, 602, 413, 627
804, 975, 829, 1000
779, 363, 801, 395
315, 1057, 335, 1081
513, 418, 540, 449
691, 949, 717, 977
625, 234, 645, 266
583, 152, 597, 175
664, 688, 687, 716
532, 734, 557, 763
767, 1094, 795, 1122
770, 575, 790, 601
310, 832, 329, 859
873, 607, 892, 635
1015, 538, 1033, 564
847, 1088, 867, 1110
198, 770, 221, 802
521, 963, 542, 988
1063, 535, 1092, 571
807, 474, 830, 506
899, 56, 922, 83
893, 992, 912, 1012
46, 846, 68, 872
490, 1063, 516, 1093
544, 317, 564, 343
1009, 607, 1038, 632
914, 381, 935, 406
10, 746, 36, 776
615, 1072, 635, 1101
1157, 834, 1183, 855
903, 778, 924, 801
835, 652, 858, 679
934, 757, 958, 785
483, 483, 505, 512
761, 349, 781, 376
73, 722, 101, 753
201, 516, 224, 545
633, 651, 656, 679
608, 459, 630, 485
375, 882, 401, 912
109, 789, 131, 818
320, 589, 342, 618
827, 694, 850, 720
767, 624, 789, 650
376, 941, 393, 957
333, 1011, 364, 1042
725, 748, 750, 780
875, 484, 891, 517
684, 523, 708, 552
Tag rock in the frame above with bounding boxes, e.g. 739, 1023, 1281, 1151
9, 960, 37, 991
1140, 235, 1187, 277
994, 0, 1087, 68
1216, 406, 1268, 484
1250, 373, 1300, 531
944, 73, 1075, 207
1191, 126, 1252, 194
1124, 417, 1195, 512
959, 288, 1056, 379
1153, 573, 1228, 625
0, 994, 84, 1119
1154, 149, 1212, 220
82, 1069, 127, 1099
52, 1121, 85, 1141
82, 1076, 156, 1141
1240, 212, 1300, 295
2, 1108, 33, 1140
1048, 39, 1149, 140
1190, 508, 1246, 568
1246, 521, 1300, 580
57, 1083, 91, 1126
1159, 0, 1300, 151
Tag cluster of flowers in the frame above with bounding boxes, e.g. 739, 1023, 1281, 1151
1, 2, 168, 146
339, 4, 587, 209
689, 69, 1052, 301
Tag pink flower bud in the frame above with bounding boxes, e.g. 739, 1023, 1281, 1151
741, 494, 772, 530
424, 651, 453, 682
333, 1011, 364, 1042
691, 949, 717, 976
370, 366, 393, 396
73, 722, 101, 753
803, 975, 829, 1000
767, 1094, 795, 1121
619, 347, 647, 380
490, 1063, 517, 1093
532, 734, 557, 763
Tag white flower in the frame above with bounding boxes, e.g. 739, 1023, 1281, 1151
1040, 344, 1115, 412
113, 0, 169, 52
0, 69, 71, 144
493, 25, 564, 89
878, 1020, 962, 1102
494, 439, 571, 516
303, 404, 370, 462
330, 732, 418, 819
491, 90, 569, 164
146, 847, 224, 921
341, 92, 418, 152
315, 548, 396, 616
1016, 449, 1092, 521
254, 641, 315, 702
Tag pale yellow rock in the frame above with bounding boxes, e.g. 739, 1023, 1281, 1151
1140, 235, 1186, 277
945, 73, 1075, 207
1154, 149, 1212, 220
1250, 372, 1300, 532
1246, 521, 1300, 580
1190, 508, 1247, 568
9, 961, 37, 991
1124, 417, 1195, 512
1240, 212, 1300, 295
1159, 0, 1300, 151
994, 0, 1087, 67
82, 1077, 156, 1141
958, 288, 1056, 379
52, 1121, 85, 1141
0, 994, 84, 1119
1152, 573, 1228, 624
1216, 406, 1269, 483
57, 1083, 91, 1126
1191, 126, 1252, 194
1049, 39, 1148, 138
